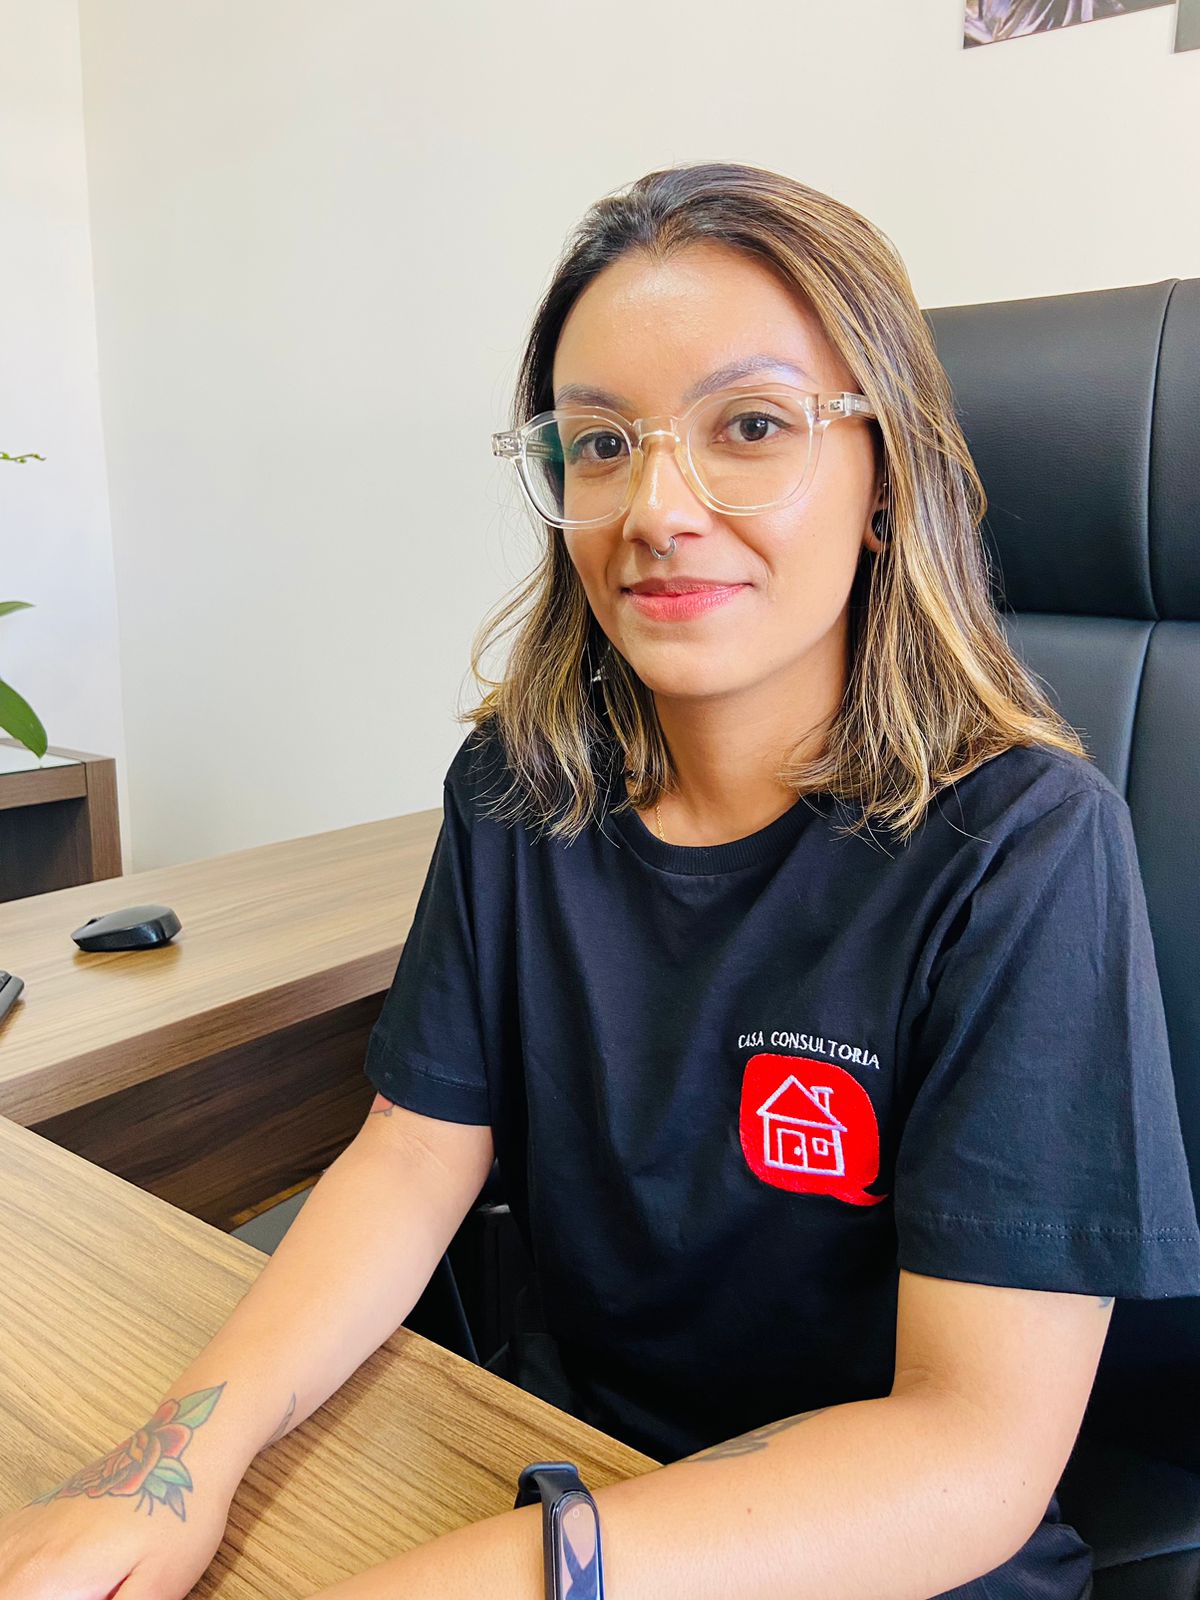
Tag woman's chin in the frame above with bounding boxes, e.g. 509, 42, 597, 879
624, 660, 742, 700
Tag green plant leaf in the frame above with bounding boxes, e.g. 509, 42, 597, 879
0, 601, 34, 618
172, 1384, 226, 1428
0, 678, 48, 758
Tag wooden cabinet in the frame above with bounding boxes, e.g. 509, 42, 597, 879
0, 739, 121, 900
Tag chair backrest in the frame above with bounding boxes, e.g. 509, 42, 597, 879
924, 277, 1200, 1471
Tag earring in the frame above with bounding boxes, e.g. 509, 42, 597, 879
872, 474, 891, 539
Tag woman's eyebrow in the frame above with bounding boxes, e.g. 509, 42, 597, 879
553, 355, 820, 412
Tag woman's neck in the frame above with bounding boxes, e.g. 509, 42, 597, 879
619, 627, 848, 846
626, 704, 828, 848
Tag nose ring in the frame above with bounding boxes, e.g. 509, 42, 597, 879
650, 537, 677, 560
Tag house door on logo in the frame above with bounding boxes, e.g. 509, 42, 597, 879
776, 1125, 807, 1168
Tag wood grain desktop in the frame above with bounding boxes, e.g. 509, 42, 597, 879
0, 810, 444, 1228
0, 1116, 658, 1597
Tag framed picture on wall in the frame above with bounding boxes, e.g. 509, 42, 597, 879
964, 0, 1173, 47
1177, 0, 1200, 48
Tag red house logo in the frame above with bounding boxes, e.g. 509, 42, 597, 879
739, 1053, 887, 1207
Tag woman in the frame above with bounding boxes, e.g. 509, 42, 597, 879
4, 162, 1198, 1600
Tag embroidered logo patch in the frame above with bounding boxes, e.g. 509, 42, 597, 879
738, 1052, 888, 1207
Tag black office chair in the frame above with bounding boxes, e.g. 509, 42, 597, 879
404, 1158, 531, 1371
925, 274, 1200, 1598
425, 274, 1200, 1597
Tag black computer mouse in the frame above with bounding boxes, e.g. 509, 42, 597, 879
71, 903, 182, 951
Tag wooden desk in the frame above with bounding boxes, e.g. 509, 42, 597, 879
0, 811, 443, 1228
0, 1116, 657, 1597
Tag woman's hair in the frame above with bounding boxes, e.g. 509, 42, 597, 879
460, 160, 1088, 846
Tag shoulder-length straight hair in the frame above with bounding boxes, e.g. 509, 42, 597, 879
461, 161, 1088, 846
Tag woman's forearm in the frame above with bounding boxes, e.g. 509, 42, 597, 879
38, 1117, 484, 1517
303, 1383, 1047, 1600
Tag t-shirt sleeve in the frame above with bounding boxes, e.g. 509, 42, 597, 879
894, 782, 1200, 1299
362, 770, 491, 1126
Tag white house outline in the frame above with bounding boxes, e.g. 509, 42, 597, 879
757, 1076, 849, 1177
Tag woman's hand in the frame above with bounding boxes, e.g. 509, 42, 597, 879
0, 1390, 237, 1600
0, 1487, 230, 1600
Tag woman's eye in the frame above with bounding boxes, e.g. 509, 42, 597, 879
726, 411, 782, 443
569, 430, 627, 463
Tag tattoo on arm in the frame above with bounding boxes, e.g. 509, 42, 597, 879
28, 1383, 227, 1522
1097, 1296, 1114, 1308
678, 1406, 833, 1463
263, 1392, 298, 1447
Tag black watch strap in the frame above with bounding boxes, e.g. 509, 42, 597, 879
514, 1460, 604, 1598
514, 1461, 586, 1508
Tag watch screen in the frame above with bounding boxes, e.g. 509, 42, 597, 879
555, 1492, 601, 1599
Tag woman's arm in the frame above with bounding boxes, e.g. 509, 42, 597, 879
30, 1098, 495, 1517
302, 1270, 1113, 1600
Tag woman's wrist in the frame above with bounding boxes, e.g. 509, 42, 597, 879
120, 1374, 291, 1515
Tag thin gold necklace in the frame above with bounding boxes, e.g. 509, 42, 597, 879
654, 799, 665, 841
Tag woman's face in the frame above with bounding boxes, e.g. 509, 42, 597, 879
552, 241, 886, 709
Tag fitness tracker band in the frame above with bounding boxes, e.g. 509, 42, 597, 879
514, 1460, 605, 1599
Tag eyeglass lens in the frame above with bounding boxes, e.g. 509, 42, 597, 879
520, 390, 815, 525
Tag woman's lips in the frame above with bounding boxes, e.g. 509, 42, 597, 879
621, 584, 749, 621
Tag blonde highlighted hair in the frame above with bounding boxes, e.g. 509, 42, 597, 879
460, 160, 1088, 846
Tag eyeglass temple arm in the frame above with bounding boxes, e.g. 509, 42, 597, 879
819, 394, 876, 419
494, 433, 562, 467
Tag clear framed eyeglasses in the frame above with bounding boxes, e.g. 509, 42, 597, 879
491, 383, 878, 529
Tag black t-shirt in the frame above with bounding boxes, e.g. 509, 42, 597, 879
364, 721, 1200, 1600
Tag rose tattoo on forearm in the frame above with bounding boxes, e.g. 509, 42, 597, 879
30, 1383, 226, 1521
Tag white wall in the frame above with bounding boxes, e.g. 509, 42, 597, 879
0, 0, 130, 869
22, 0, 1200, 870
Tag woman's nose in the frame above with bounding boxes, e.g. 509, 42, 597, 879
622, 430, 706, 542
